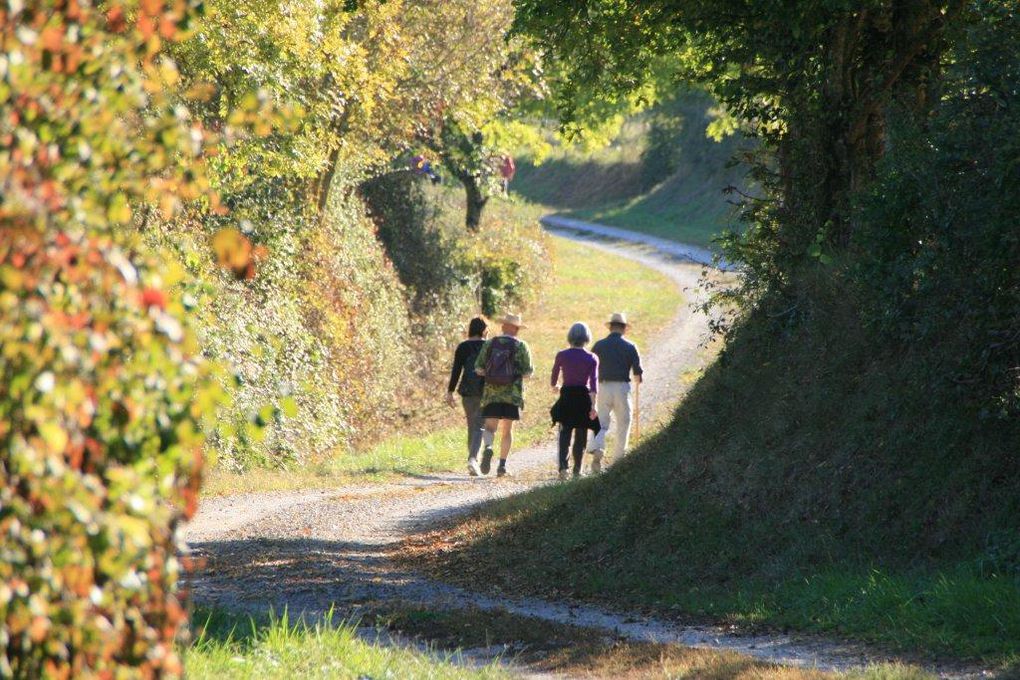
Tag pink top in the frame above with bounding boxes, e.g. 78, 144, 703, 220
551, 347, 599, 393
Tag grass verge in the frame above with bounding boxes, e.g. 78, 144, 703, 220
512, 92, 747, 250
203, 226, 683, 497
368, 605, 935, 680
567, 168, 735, 249
183, 607, 506, 679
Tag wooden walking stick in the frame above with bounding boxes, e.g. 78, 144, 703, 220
633, 380, 641, 442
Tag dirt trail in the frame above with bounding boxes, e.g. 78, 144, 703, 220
184, 227, 979, 679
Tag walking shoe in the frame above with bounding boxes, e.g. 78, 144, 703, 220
467, 456, 481, 477
496, 463, 508, 478
590, 449, 604, 474
480, 447, 494, 475
558, 469, 569, 481
572, 469, 582, 479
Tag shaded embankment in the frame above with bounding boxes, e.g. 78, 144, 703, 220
410, 231, 1020, 671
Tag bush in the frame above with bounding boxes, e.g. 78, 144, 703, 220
0, 2, 229, 676
360, 172, 476, 363
428, 186, 551, 320
852, 2, 1020, 417
157, 185, 418, 469
360, 172, 468, 315
0, 230, 217, 677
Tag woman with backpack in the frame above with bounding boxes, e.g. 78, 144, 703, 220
446, 317, 488, 475
473, 313, 534, 477
549, 322, 600, 480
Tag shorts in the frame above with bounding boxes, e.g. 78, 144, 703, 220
481, 402, 520, 420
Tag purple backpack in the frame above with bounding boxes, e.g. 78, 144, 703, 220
484, 337, 519, 386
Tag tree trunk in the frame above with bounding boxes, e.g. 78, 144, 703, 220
456, 170, 489, 232
816, 1, 952, 247
316, 144, 343, 216
315, 104, 354, 220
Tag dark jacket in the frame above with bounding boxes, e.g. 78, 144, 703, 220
550, 386, 601, 432
591, 332, 643, 382
448, 339, 486, 396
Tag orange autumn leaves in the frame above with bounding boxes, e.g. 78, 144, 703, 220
1, 2, 230, 677
0, 227, 216, 678
0, 2, 213, 229
211, 228, 268, 281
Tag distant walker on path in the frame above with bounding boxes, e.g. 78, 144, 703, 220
474, 313, 534, 477
588, 312, 643, 472
446, 317, 488, 476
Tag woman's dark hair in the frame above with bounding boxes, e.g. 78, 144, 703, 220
468, 317, 488, 337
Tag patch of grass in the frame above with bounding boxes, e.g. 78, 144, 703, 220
183, 607, 506, 679
403, 279, 1020, 665
568, 170, 736, 249
369, 605, 934, 680
203, 229, 683, 496
764, 568, 1020, 660
513, 92, 747, 249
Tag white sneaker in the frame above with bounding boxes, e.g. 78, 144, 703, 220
589, 449, 604, 474
467, 457, 481, 477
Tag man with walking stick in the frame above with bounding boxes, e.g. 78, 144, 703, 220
587, 312, 644, 473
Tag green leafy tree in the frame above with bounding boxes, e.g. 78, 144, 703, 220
167, 0, 425, 466
174, 0, 417, 213
512, 0, 973, 286
400, 0, 546, 231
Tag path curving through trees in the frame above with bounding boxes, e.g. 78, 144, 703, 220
184, 226, 980, 679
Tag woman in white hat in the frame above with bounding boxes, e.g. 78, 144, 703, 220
473, 313, 534, 477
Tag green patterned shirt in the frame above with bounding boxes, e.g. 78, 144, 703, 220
474, 336, 533, 408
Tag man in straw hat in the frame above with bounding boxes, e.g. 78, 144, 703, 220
474, 313, 534, 477
587, 312, 643, 472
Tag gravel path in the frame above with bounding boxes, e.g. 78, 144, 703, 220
183, 227, 981, 679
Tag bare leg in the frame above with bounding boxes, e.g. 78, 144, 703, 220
498, 418, 514, 460
483, 418, 499, 447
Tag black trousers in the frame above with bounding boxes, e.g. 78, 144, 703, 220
558, 425, 588, 472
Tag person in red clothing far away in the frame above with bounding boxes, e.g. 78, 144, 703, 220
499, 154, 516, 195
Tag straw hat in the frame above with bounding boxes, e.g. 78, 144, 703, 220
499, 313, 526, 329
606, 312, 630, 328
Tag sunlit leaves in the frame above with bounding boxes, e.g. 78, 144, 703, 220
0, 229, 218, 678
0, 0, 212, 232
1, 2, 222, 677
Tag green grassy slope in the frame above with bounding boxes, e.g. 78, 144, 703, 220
513, 91, 748, 248
416, 279, 1020, 666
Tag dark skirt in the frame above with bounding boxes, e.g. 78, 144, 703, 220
550, 386, 601, 432
482, 402, 521, 420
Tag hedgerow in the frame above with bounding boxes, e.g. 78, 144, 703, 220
0, 231, 218, 678
0, 2, 230, 676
